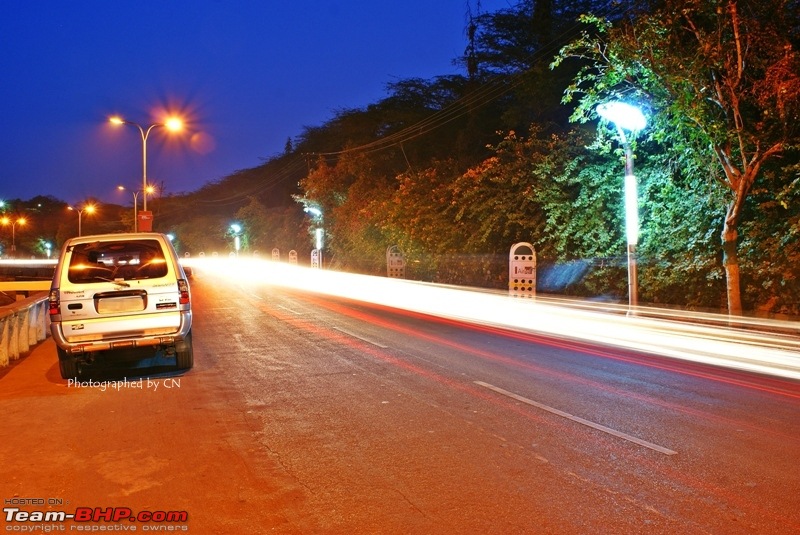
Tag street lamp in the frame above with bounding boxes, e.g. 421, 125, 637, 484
229, 223, 242, 255
303, 206, 324, 268
596, 101, 647, 311
1, 216, 26, 255
68, 204, 96, 237
117, 184, 155, 232
109, 115, 183, 214
304, 207, 323, 248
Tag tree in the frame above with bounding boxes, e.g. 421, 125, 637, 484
235, 197, 308, 258
298, 150, 397, 272
234, 197, 272, 252
636, 152, 728, 308
380, 126, 631, 290
552, 0, 800, 314
737, 153, 800, 314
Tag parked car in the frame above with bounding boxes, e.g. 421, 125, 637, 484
48, 233, 193, 379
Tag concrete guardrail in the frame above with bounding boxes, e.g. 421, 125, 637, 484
0, 292, 49, 368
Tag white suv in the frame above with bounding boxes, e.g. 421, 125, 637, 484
49, 233, 193, 379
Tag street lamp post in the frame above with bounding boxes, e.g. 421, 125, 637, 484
1, 216, 26, 255
109, 115, 182, 225
117, 185, 155, 232
118, 185, 140, 232
596, 101, 647, 312
304, 206, 324, 268
69, 204, 96, 237
229, 223, 242, 255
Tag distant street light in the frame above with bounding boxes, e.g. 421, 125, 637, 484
68, 204, 96, 237
117, 184, 155, 232
596, 101, 647, 311
1, 216, 26, 255
303, 206, 324, 268
229, 223, 242, 255
109, 115, 183, 214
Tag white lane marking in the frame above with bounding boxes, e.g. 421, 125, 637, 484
277, 305, 304, 315
475, 381, 678, 456
333, 327, 389, 348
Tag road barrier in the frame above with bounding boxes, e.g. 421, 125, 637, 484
0, 293, 49, 368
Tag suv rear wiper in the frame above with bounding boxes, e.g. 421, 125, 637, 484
93, 276, 131, 288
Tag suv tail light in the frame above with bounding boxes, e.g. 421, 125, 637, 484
48, 289, 61, 315
177, 279, 190, 305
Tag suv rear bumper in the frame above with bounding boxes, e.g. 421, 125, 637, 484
51, 311, 192, 354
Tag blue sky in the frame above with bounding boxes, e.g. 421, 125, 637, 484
1, 0, 510, 205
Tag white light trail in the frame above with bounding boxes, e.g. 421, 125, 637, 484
183, 257, 800, 381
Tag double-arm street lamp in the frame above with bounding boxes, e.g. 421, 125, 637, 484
109, 115, 183, 214
117, 185, 155, 232
68, 204, 96, 237
596, 101, 647, 312
1, 216, 26, 255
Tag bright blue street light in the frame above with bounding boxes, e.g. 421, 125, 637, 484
229, 223, 242, 254
597, 102, 647, 131
597, 101, 647, 311
303, 206, 324, 268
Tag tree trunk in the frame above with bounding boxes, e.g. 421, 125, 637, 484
721, 205, 742, 315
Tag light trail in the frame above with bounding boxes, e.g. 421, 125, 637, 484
0, 259, 57, 266
183, 257, 800, 381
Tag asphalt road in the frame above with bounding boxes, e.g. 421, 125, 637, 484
1, 270, 799, 534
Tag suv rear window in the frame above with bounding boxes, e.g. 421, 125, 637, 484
67, 239, 169, 284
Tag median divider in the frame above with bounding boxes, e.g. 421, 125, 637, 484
0, 292, 50, 368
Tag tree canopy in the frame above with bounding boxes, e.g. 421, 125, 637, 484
552, 0, 800, 313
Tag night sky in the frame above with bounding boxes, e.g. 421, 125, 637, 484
1, 0, 509, 205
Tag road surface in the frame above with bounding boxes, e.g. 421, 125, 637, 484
1, 269, 799, 533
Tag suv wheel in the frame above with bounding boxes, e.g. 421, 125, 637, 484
57, 347, 79, 380
176, 331, 194, 370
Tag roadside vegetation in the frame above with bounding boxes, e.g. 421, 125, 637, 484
3, 0, 798, 316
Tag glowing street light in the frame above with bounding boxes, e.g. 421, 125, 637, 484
1, 216, 26, 255
229, 223, 242, 255
68, 204, 96, 237
596, 101, 647, 311
108, 115, 183, 215
303, 206, 324, 268
117, 184, 155, 232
